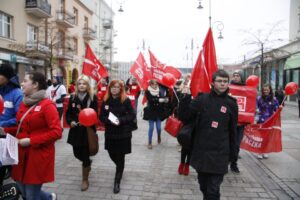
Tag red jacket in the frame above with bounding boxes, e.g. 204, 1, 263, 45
127, 83, 141, 99
6, 99, 62, 184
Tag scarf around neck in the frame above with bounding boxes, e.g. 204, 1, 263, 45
23, 90, 46, 106
77, 92, 87, 101
148, 86, 159, 96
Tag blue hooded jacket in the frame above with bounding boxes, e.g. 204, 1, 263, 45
0, 75, 23, 127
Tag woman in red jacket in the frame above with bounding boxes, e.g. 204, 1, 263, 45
5, 72, 62, 200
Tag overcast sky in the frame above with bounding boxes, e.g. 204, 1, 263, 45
109, 0, 290, 67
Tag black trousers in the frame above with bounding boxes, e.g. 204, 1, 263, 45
180, 147, 191, 164
57, 107, 64, 120
108, 151, 125, 179
73, 146, 91, 167
231, 125, 245, 167
197, 172, 224, 200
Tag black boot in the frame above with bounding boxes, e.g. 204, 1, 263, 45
113, 171, 122, 194
113, 179, 120, 194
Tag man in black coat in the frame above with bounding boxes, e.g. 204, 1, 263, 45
188, 69, 238, 200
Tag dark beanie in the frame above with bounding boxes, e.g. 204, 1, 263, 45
0, 64, 15, 80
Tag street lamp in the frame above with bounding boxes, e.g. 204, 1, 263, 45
118, 4, 124, 12
213, 21, 224, 40
197, 0, 203, 9
197, 0, 224, 40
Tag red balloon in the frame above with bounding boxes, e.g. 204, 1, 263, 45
285, 82, 299, 96
0, 95, 4, 114
246, 75, 259, 87
162, 73, 176, 88
78, 108, 98, 127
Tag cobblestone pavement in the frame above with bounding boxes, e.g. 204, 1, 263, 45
37, 103, 300, 200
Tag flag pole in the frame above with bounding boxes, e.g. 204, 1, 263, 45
281, 95, 288, 106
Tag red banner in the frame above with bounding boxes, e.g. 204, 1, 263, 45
229, 84, 257, 124
129, 53, 152, 90
240, 107, 282, 153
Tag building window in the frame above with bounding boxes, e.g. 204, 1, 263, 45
298, 14, 300, 32
0, 12, 13, 39
60, 0, 65, 11
27, 24, 38, 42
73, 7, 78, 25
73, 37, 78, 55
57, 31, 65, 48
84, 16, 88, 28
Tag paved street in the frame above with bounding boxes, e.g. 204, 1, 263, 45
39, 100, 300, 200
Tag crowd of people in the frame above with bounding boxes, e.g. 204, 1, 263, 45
0, 63, 291, 200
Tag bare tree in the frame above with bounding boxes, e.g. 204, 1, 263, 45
241, 21, 288, 88
39, 19, 73, 79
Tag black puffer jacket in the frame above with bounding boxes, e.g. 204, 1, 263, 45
66, 94, 98, 147
100, 97, 135, 140
187, 89, 238, 174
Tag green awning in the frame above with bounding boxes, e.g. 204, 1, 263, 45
285, 53, 300, 70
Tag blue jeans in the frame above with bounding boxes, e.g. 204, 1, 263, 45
148, 119, 161, 142
16, 182, 52, 200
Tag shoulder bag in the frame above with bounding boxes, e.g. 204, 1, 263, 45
86, 98, 99, 156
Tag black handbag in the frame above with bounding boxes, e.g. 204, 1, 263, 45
0, 183, 20, 200
142, 106, 150, 120
177, 122, 195, 150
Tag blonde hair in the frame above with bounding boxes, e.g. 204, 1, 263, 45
75, 75, 94, 101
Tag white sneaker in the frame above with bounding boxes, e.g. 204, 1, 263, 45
263, 154, 269, 159
257, 154, 263, 159
51, 193, 57, 200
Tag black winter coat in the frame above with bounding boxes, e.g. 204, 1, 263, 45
144, 90, 168, 121
66, 94, 98, 147
187, 90, 238, 174
178, 93, 192, 124
100, 97, 135, 140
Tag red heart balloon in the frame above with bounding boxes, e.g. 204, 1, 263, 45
285, 82, 298, 96
246, 75, 259, 87
162, 73, 176, 88
0, 95, 4, 114
78, 108, 98, 127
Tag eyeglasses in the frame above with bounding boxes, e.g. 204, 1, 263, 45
214, 80, 229, 84
111, 86, 120, 89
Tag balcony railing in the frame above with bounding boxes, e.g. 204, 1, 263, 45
56, 10, 75, 28
25, 41, 50, 58
55, 47, 73, 60
25, 0, 51, 18
103, 19, 113, 29
83, 27, 96, 40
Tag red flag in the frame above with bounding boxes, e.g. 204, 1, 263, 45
148, 49, 166, 84
149, 49, 165, 69
240, 107, 283, 153
82, 44, 109, 82
148, 50, 181, 86
190, 28, 218, 97
129, 52, 152, 90
164, 66, 182, 80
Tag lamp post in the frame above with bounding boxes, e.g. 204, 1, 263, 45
197, 0, 224, 39
185, 39, 199, 68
